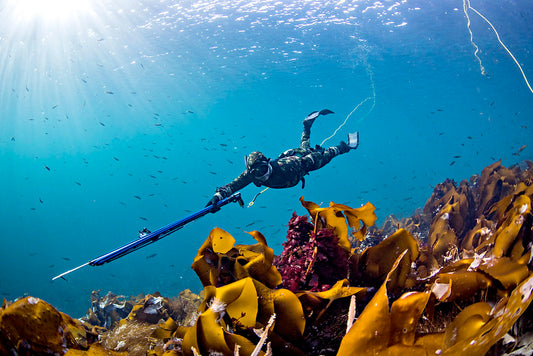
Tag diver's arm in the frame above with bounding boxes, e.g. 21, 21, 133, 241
207, 171, 254, 207
218, 171, 254, 197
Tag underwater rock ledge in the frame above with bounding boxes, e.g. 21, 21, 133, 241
1, 160, 533, 356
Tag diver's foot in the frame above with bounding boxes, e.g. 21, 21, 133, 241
347, 131, 359, 149
303, 109, 334, 127
303, 112, 318, 127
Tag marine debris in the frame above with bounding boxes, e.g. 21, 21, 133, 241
1, 160, 532, 355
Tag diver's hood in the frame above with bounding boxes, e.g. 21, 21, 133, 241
244, 151, 272, 182
245, 151, 267, 170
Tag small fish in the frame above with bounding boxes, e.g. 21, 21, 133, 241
209, 171, 217, 175
26, 85, 29, 92
30, 207, 36, 210
246, 222, 255, 227
134, 195, 141, 200
467, 136, 473, 139
149, 175, 157, 179
104, 90, 114, 95
438, 132, 444, 136
44, 165, 51, 171
226, 159, 233, 164
75, 182, 82, 186
39, 198, 43, 203
49, 264, 55, 268
113, 157, 119, 161
437, 108, 443, 112
518, 145, 527, 153
11, 137, 15, 141
454, 155, 461, 158
146, 253, 157, 259
220, 143, 228, 147
154, 123, 162, 126
61, 257, 71, 261
450, 161, 456, 166
99, 122, 105, 126
139, 217, 148, 221
81, 78, 87, 83
52, 105, 58, 109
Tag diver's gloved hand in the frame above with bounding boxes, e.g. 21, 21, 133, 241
206, 193, 222, 212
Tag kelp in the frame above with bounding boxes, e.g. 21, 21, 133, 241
0, 296, 97, 354
2, 160, 533, 355
337, 160, 533, 355
191, 227, 282, 289
185, 229, 307, 355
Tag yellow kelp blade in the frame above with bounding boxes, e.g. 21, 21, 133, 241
300, 279, 366, 322
355, 229, 418, 289
443, 302, 492, 349
191, 227, 237, 287
215, 277, 258, 329
333, 202, 377, 241
251, 279, 306, 343
389, 291, 431, 346
442, 274, 533, 355
299, 197, 377, 250
337, 251, 408, 355
233, 230, 282, 288
493, 194, 531, 258
210, 227, 236, 254
432, 271, 492, 302
478, 256, 529, 291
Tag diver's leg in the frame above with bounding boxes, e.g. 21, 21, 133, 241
302, 140, 353, 172
301, 122, 312, 150
301, 112, 317, 150
300, 109, 335, 150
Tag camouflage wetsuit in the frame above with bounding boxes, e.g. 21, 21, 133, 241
211, 119, 351, 201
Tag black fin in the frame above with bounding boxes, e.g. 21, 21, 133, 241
319, 109, 334, 116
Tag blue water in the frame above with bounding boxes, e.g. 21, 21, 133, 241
1, 0, 532, 317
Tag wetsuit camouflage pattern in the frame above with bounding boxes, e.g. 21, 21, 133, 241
213, 119, 351, 199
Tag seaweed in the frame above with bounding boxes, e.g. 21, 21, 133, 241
2, 160, 533, 355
